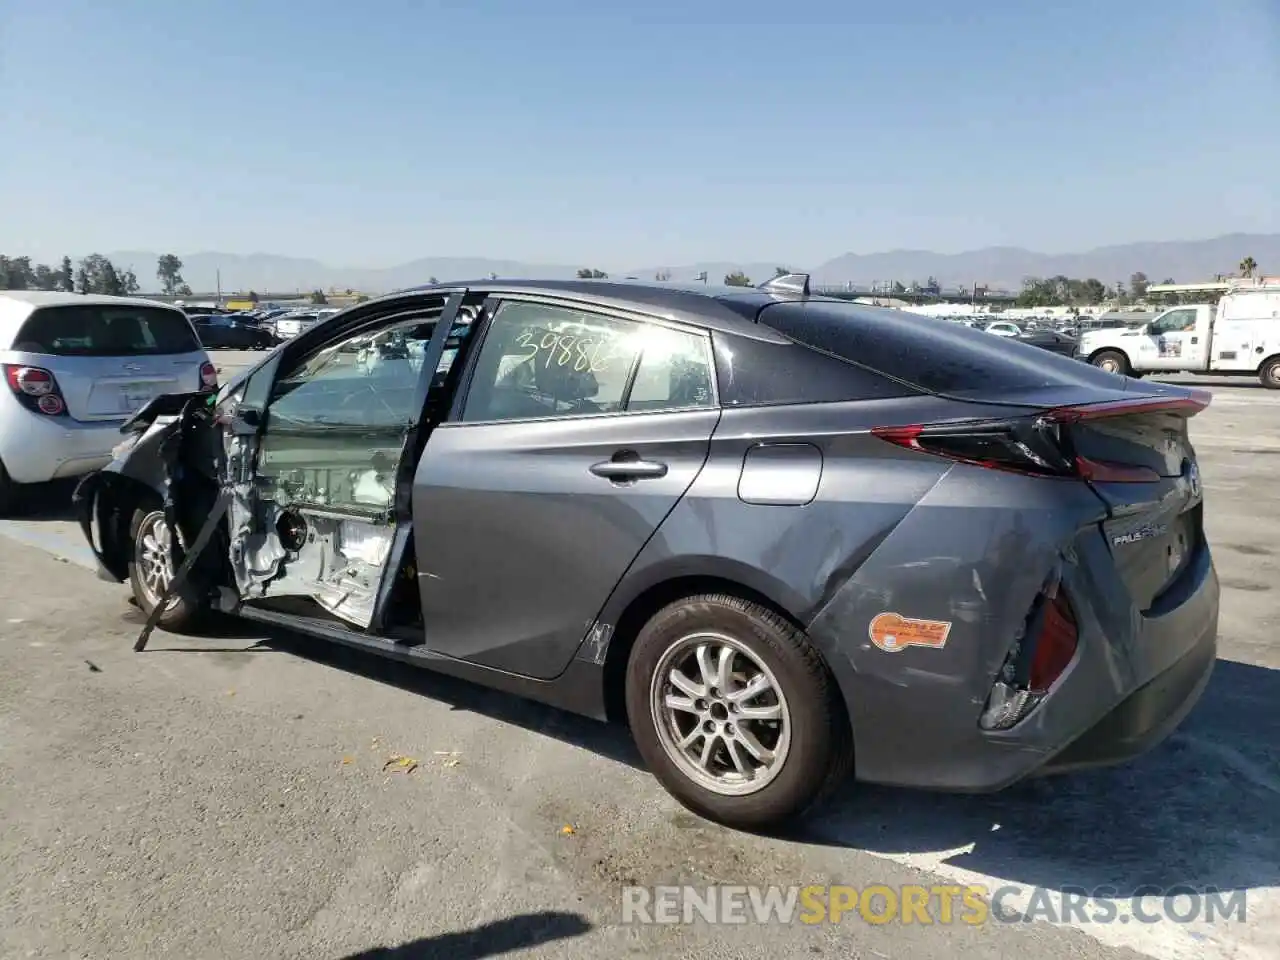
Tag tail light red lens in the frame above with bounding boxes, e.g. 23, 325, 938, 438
4, 364, 67, 417
1029, 590, 1078, 692
200, 361, 218, 390
979, 580, 1079, 731
872, 418, 1079, 479
7, 365, 54, 396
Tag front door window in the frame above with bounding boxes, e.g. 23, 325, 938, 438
259, 316, 444, 513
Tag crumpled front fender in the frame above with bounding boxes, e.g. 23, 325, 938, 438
71, 419, 182, 583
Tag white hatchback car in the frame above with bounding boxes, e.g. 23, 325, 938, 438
0, 292, 216, 512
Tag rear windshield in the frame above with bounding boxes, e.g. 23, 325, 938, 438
759, 300, 1118, 395
12, 304, 200, 357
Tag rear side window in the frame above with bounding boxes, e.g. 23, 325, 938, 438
13, 305, 199, 357
712, 330, 918, 406
759, 300, 1122, 395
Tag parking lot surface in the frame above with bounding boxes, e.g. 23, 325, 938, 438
1, 376, 1276, 960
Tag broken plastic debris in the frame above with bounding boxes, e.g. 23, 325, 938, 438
341, 756, 354, 765
227, 690, 236, 697
433, 751, 461, 768
383, 755, 419, 774
560, 825, 576, 836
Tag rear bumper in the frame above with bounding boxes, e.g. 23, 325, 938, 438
820, 516, 1219, 794
0, 402, 125, 484
1037, 622, 1214, 775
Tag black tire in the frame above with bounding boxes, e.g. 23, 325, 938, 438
1260, 356, 1280, 390
126, 507, 203, 632
1090, 350, 1130, 376
625, 593, 853, 831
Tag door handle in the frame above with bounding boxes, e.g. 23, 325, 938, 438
590, 458, 668, 480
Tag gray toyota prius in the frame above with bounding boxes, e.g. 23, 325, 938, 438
74, 275, 1219, 830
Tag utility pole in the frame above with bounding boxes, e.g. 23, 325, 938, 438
216, 268, 222, 305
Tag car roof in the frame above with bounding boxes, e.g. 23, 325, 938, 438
397, 278, 804, 341
0, 291, 188, 346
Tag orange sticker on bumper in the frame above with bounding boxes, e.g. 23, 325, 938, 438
868, 612, 952, 653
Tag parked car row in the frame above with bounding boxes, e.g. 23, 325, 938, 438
934, 315, 1081, 357
189, 313, 278, 350
179, 305, 344, 351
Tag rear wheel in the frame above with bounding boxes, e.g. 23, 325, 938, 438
1090, 350, 1130, 376
625, 594, 853, 830
127, 508, 203, 631
1260, 356, 1280, 390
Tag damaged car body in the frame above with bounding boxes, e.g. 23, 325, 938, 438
74, 278, 1220, 831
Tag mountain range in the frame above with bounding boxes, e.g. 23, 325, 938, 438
100, 233, 1278, 295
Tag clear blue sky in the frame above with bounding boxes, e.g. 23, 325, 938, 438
3, 0, 1278, 270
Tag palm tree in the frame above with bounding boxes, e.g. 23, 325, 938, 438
1240, 256, 1257, 278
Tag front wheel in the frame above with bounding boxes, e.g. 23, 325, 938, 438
625, 594, 853, 830
1260, 356, 1280, 390
1090, 350, 1130, 376
127, 508, 204, 631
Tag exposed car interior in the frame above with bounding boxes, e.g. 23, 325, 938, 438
226, 301, 475, 630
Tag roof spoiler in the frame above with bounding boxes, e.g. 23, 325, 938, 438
757, 272, 810, 297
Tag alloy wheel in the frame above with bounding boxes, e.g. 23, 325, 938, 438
649, 631, 792, 797
136, 513, 181, 611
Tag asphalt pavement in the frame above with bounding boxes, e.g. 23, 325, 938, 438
0, 375, 1277, 960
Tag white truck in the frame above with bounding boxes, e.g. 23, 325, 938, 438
1075, 283, 1280, 389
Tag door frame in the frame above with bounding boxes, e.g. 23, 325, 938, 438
221, 290, 471, 629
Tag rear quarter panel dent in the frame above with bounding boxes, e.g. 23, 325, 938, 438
807, 466, 1111, 785
584, 434, 948, 672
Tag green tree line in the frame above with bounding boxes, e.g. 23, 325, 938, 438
0, 251, 197, 297
1017, 256, 1262, 308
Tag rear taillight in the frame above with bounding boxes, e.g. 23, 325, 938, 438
979, 577, 1079, 731
3, 364, 67, 417
200, 361, 218, 391
871, 395, 1205, 483
872, 418, 1078, 479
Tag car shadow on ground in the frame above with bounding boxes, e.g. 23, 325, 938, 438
156, 610, 1279, 900
3, 479, 79, 520
339, 910, 592, 959
140, 612, 648, 770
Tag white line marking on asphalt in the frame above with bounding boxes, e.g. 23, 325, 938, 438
858, 850, 1276, 960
